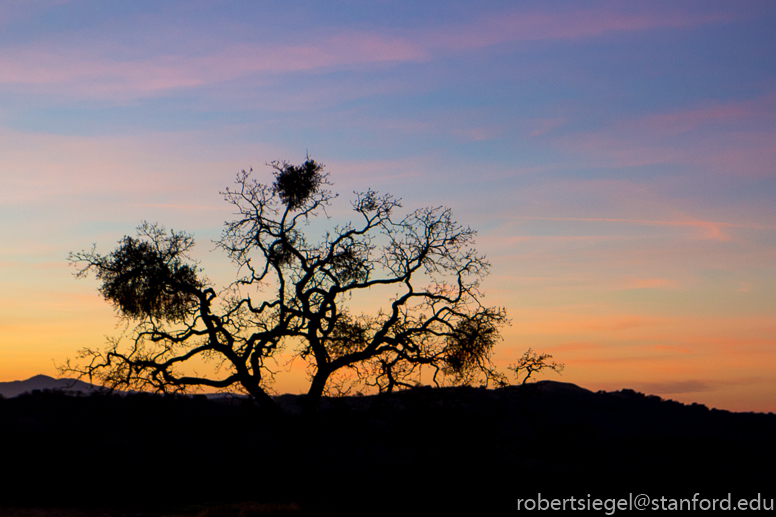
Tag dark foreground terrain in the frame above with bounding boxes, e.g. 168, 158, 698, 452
1, 382, 774, 515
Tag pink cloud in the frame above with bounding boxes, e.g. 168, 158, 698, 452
496, 235, 624, 244
419, 8, 730, 52
552, 92, 776, 178
529, 118, 567, 137
517, 216, 745, 241
0, 49, 206, 94
0, 127, 285, 209
576, 130, 776, 178
0, 6, 734, 101
631, 380, 712, 394
652, 345, 692, 354
627, 278, 677, 289
0, 31, 425, 98
619, 92, 776, 137
582, 316, 662, 332
635, 104, 753, 136
197, 34, 424, 78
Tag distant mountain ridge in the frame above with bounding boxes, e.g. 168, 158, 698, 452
0, 374, 98, 398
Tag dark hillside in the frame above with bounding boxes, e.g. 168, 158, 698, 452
1, 382, 774, 515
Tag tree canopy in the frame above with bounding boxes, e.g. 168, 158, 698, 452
67, 158, 511, 412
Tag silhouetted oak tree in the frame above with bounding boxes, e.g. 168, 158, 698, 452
508, 348, 564, 385
67, 158, 508, 412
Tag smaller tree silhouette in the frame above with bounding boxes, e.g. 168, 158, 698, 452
508, 348, 564, 385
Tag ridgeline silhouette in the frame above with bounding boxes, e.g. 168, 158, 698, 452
1, 383, 774, 514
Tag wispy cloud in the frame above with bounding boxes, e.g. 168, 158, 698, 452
0, 4, 734, 101
0, 32, 425, 99
518, 216, 748, 241
418, 8, 730, 52
626, 278, 677, 289
551, 91, 776, 177
582, 316, 664, 332
631, 380, 713, 394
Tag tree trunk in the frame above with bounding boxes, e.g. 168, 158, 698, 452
303, 368, 330, 416
241, 378, 282, 416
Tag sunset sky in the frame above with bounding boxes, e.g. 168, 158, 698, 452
1, 1, 774, 411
